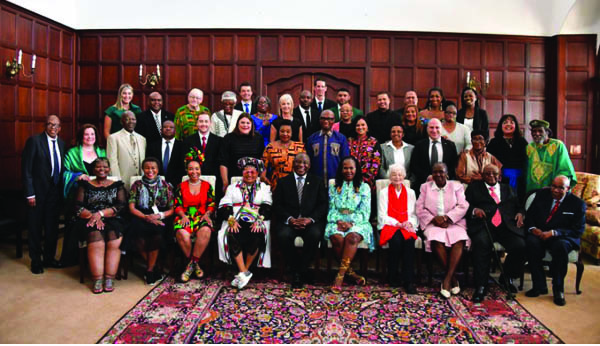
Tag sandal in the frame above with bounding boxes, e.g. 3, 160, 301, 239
92, 279, 103, 294
346, 268, 366, 286
194, 262, 204, 279
104, 278, 114, 293
331, 273, 344, 294
181, 261, 195, 283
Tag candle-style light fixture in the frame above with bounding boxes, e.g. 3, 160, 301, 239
5, 49, 36, 79
465, 71, 490, 93
139, 64, 161, 88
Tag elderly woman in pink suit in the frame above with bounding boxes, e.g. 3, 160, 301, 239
416, 162, 470, 299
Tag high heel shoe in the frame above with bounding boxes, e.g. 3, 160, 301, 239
440, 283, 451, 299
331, 258, 351, 293
346, 267, 366, 286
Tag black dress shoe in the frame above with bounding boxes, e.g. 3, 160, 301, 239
553, 291, 566, 306
291, 273, 304, 289
43, 259, 64, 268
525, 288, 549, 297
31, 261, 44, 274
472, 286, 486, 303
499, 275, 518, 293
404, 283, 417, 294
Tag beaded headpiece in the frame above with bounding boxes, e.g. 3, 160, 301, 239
184, 147, 205, 167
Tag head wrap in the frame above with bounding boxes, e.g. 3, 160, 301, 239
184, 147, 205, 167
237, 157, 265, 174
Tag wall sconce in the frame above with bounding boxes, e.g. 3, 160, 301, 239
5, 50, 36, 79
465, 71, 489, 93
139, 64, 160, 88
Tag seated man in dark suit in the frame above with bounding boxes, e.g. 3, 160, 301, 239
293, 90, 320, 142
524, 175, 586, 306
136, 91, 175, 142
145, 120, 185, 188
183, 112, 223, 197
273, 153, 328, 288
410, 118, 458, 192
465, 164, 526, 302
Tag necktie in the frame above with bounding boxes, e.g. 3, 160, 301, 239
130, 134, 139, 172
546, 199, 560, 223
297, 176, 304, 204
322, 133, 329, 186
163, 140, 170, 174
305, 109, 311, 128
318, 102, 323, 112
154, 113, 161, 133
244, 103, 250, 114
52, 139, 60, 184
202, 136, 207, 152
488, 186, 502, 227
430, 140, 439, 165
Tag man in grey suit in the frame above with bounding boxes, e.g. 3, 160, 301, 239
379, 124, 414, 186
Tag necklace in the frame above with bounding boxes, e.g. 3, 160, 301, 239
189, 180, 201, 186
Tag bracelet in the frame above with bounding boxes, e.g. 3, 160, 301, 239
99, 210, 105, 218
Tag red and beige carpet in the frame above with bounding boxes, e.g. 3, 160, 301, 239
98, 277, 562, 343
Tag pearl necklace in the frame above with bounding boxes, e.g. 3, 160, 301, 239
189, 180, 201, 186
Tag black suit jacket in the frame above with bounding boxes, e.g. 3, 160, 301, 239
293, 106, 320, 142
272, 173, 328, 228
145, 138, 186, 188
183, 133, 222, 178
410, 137, 458, 190
525, 188, 586, 248
135, 109, 175, 143
310, 98, 336, 117
465, 181, 524, 237
456, 108, 489, 134
235, 101, 257, 115
22, 132, 66, 198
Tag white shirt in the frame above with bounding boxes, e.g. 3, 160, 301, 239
377, 183, 418, 231
299, 106, 311, 126
463, 118, 474, 131
242, 101, 253, 113
46, 133, 62, 178
385, 141, 405, 167
428, 138, 443, 163
485, 182, 501, 201
432, 182, 447, 216
198, 131, 210, 147
161, 138, 174, 164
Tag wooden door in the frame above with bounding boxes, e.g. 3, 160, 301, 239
261, 67, 364, 113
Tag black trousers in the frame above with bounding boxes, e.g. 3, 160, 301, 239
27, 184, 61, 263
470, 223, 526, 288
526, 234, 575, 292
387, 232, 415, 284
276, 222, 322, 275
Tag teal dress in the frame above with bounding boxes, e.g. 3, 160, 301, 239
105, 104, 142, 135
324, 181, 374, 251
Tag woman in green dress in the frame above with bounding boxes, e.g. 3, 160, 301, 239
325, 156, 373, 293
103, 83, 142, 139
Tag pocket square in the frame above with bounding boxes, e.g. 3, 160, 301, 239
562, 212, 574, 215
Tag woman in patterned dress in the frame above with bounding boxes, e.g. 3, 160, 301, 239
72, 158, 127, 293
128, 157, 175, 285
173, 148, 216, 282
348, 116, 381, 190
261, 120, 306, 190
325, 156, 373, 293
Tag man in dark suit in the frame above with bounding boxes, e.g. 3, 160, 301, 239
22, 115, 66, 273
366, 92, 400, 144
524, 175, 586, 306
183, 112, 223, 196
465, 164, 526, 302
310, 78, 336, 117
293, 90, 320, 142
145, 120, 185, 188
409, 118, 458, 192
234, 82, 257, 115
273, 153, 328, 288
136, 91, 175, 142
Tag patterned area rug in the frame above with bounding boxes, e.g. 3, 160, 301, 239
98, 277, 562, 344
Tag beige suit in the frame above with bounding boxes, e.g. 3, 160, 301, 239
107, 129, 146, 190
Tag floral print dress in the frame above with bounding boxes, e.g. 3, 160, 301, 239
349, 136, 381, 189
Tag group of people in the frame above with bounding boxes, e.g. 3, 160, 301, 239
22, 79, 586, 307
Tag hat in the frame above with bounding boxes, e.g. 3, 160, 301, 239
237, 157, 265, 174
529, 119, 550, 129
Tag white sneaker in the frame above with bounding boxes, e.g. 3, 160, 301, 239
237, 271, 253, 289
231, 274, 242, 288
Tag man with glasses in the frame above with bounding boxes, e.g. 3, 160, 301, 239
22, 115, 66, 274
136, 91, 174, 142
306, 110, 349, 186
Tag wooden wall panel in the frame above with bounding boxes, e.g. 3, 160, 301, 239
326, 37, 344, 63
394, 38, 413, 65
507, 71, 525, 96
146, 36, 165, 61
237, 36, 255, 61
101, 36, 120, 61
350, 37, 366, 63
1, 2, 76, 189
215, 36, 233, 61
260, 36, 278, 61
371, 38, 389, 63
283, 36, 300, 62
305, 37, 322, 62
417, 39, 436, 65
508, 42, 526, 67
440, 40, 458, 65
463, 41, 481, 66
370, 68, 389, 92
123, 36, 142, 62
167, 36, 187, 61
485, 41, 504, 67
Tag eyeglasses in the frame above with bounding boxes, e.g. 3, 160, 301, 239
320, 117, 335, 121
150, 98, 162, 102
47, 123, 61, 129
444, 111, 457, 115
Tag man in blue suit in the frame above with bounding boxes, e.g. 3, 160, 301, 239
524, 175, 586, 306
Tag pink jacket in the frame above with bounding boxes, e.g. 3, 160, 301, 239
416, 180, 469, 230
